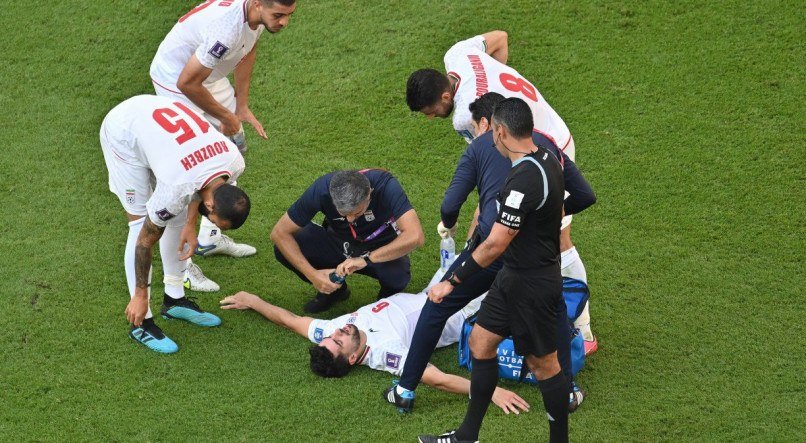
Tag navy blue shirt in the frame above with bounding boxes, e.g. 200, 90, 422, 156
441, 131, 595, 240
287, 169, 414, 252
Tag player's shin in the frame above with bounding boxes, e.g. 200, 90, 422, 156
455, 356, 498, 441
198, 215, 221, 245
159, 224, 187, 300
126, 218, 153, 319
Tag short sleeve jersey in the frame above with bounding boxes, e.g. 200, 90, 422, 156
496, 148, 564, 270
102, 95, 245, 227
306, 293, 426, 376
286, 170, 414, 251
443, 36, 572, 148
150, 0, 264, 91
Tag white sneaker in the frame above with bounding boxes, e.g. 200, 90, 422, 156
183, 262, 220, 292
195, 234, 256, 258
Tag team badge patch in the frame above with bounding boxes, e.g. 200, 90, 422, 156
155, 208, 175, 222
385, 353, 401, 369
208, 41, 229, 59
505, 190, 525, 209
313, 328, 324, 343
125, 189, 135, 205
363, 210, 375, 222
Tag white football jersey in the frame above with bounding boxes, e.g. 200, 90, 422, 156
444, 35, 572, 148
150, 0, 264, 92
307, 293, 429, 376
101, 95, 245, 227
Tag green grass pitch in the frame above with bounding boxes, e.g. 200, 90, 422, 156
1, 0, 803, 441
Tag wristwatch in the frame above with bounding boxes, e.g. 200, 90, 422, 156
361, 251, 373, 264
447, 274, 460, 287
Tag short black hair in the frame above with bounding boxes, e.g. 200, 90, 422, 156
469, 92, 505, 125
309, 345, 352, 378
261, 0, 296, 6
406, 69, 450, 111
492, 97, 534, 139
212, 184, 251, 229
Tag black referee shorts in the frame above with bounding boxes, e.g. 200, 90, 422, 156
476, 264, 563, 358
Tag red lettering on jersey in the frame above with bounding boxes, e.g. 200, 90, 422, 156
178, 0, 215, 23
153, 108, 196, 145
174, 102, 210, 134
214, 142, 224, 154
181, 157, 193, 171
193, 151, 204, 163
467, 55, 489, 97
499, 73, 538, 102
372, 301, 389, 313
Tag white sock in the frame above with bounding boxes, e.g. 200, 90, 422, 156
126, 218, 153, 319
575, 301, 594, 341
560, 246, 587, 283
396, 385, 412, 395
159, 224, 187, 300
198, 215, 221, 245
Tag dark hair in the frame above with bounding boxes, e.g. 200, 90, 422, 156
406, 69, 450, 111
309, 345, 352, 378
212, 184, 251, 229
492, 97, 534, 139
329, 170, 371, 214
261, 0, 296, 6
469, 92, 505, 125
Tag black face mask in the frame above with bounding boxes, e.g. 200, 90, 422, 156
198, 200, 210, 217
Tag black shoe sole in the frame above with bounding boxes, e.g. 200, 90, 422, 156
303, 286, 351, 313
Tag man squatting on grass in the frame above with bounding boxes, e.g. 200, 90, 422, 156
271, 169, 425, 313
419, 98, 571, 443
219, 284, 530, 415
149, 0, 297, 291
384, 92, 594, 413
100, 95, 251, 354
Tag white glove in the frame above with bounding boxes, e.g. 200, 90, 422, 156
437, 221, 458, 239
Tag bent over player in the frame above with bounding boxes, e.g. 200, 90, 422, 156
150, 0, 297, 290
419, 98, 570, 443
405, 31, 596, 351
220, 282, 530, 415
100, 95, 251, 353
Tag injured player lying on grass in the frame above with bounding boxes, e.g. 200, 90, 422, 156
220, 274, 530, 415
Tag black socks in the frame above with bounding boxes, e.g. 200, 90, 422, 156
539, 371, 571, 443
455, 356, 498, 441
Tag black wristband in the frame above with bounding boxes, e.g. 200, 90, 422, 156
361, 251, 373, 264
453, 255, 483, 282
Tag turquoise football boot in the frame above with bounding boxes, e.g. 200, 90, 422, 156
161, 296, 221, 327
129, 320, 179, 354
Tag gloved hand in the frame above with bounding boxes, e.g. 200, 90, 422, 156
437, 221, 458, 239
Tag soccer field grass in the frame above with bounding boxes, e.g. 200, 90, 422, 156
1, 0, 803, 441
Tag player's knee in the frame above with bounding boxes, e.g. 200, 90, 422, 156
526, 353, 561, 378
468, 332, 498, 360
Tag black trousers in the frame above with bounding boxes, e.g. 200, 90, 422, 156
273, 223, 411, 298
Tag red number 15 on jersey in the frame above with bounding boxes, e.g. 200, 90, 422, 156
152, 102, 211, 145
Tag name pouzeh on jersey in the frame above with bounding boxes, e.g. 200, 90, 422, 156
180, 139, 232, 171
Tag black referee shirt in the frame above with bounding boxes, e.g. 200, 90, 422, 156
496, 147, 565, 270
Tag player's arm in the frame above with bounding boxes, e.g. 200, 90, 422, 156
126, 217, 165, 326
421, 364, 529, 414
271, 213, 342, 294
220, 291, 313, 337
176, 55, 241, 136
178, 196, 201, 260
466, 205, 480, 242
233, 46, 267, 139
482, 30, 509, 64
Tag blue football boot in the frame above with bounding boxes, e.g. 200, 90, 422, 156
383, 379, 415, 413
161, 296, 221, 327
569, 383, 586, 412
129, 319, 178, 354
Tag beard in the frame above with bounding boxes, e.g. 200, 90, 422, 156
198, 200, 210, 217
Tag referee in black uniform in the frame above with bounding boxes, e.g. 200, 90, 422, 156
419, 98, 570, 443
